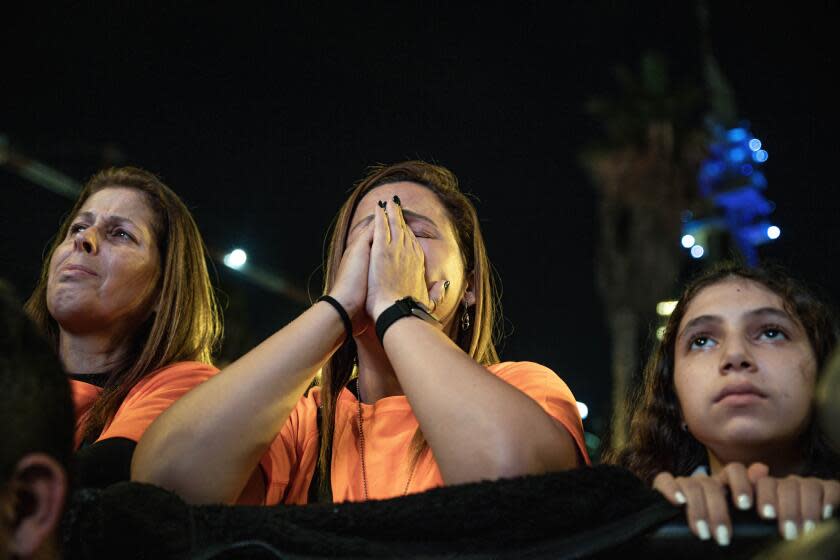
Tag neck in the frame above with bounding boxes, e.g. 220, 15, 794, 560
58, 330, 129, 375
707, 442, 806, 477
354, 327, 403, 403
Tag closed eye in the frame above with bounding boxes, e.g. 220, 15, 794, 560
412, 230, 435, 238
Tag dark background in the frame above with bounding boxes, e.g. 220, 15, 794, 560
2, 1, 837, 445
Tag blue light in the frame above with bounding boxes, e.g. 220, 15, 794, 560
691, 245, 705, 259
701, 161, 724, 178
681, 234, 696, 248
727, 128, 748, 142
753, 149, 769, 163
767, 225, 781, 240
740, 164, 753, 176
749, 138, 762, 151
728, 147, 748, 163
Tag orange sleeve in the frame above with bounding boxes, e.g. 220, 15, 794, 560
96, 361, 219, 444
490, 361, 591, 465
70, 380, 102, 449
260, 389, 320, 505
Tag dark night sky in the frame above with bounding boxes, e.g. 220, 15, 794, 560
2, 1, 838, 440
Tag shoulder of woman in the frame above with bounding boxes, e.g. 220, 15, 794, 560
487, 361, 576, 396
127, 361, 220, 395
486, 360, 561, 379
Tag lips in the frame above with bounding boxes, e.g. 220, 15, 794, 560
714, 382, 767, 403
61, 264, 98, 276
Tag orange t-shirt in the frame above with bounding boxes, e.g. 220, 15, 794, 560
260, 361, 590, 505
70, 361, 218, 449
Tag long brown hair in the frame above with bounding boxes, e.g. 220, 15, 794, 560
604, 261, 840, 483
315, 160, 500, 498
25, 167, 222, 442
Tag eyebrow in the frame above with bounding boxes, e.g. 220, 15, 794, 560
75, 211, 140, 229
678, 307, 796, 341
349, 210, 440, 234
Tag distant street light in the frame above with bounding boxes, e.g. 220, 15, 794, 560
223, 249, 248, 270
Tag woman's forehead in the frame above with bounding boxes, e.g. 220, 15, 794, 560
80, 187, 154, 219
680, 278, 787, 325
351, 182, 450, 227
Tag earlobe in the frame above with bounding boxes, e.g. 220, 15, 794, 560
8, 454, 67, 558
463, 270, 477, 307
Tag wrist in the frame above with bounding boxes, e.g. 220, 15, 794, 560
317, 295, 355, 347
327, 291, 361, 319
375, 297, 440, 344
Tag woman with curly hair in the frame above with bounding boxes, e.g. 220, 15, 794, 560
605, 262, 840, 546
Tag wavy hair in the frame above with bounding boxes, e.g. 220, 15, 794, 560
604, 261, 840, 483
25, 167, 222, 442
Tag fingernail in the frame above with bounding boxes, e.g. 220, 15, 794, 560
674, 491, 686, 504
762, 504, 777, 519
736, 494, 751, 510
378, 200, 387, 209
715, 525, 730, 546
696, 520, 711, 540
824, 505, 834, 520
444, 280, 450, 291
803, 520, 816, 534
392, 195, 401, 206
783, 520, 798, 541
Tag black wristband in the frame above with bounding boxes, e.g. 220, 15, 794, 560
375, 297, 440, 344
316, 295, 354, 346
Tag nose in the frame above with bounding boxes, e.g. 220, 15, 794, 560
73, 227, 99, 255
720, 338, 757, 374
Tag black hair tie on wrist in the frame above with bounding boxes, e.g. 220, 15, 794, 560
317, 295, 355, 348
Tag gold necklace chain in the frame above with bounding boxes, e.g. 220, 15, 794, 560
355, 393, 417, 501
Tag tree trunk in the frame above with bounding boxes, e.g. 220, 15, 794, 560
608, 308, 638, 449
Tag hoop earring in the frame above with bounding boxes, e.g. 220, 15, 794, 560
681, 422, 688, 433
460, 304, 471, 331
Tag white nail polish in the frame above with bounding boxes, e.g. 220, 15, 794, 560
824, 505, 834, 520
803, 520, 816, 534
762, 504, 777, 519
674, 491, 686, 504
696, 520, 711, 540
783, 520, 798, 541
736, 494, 751, 510
715, 525, 730, 546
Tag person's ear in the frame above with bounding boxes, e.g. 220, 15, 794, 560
462, 271, 476, 308
8, 454, 67, 558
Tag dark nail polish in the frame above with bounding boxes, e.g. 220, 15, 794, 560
444, 280, 451, 290
392, 195, 401, 206
378, 200, 387, 209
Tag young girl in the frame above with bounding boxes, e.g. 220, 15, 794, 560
133, 160, 589, 505
605, 263, 840, 545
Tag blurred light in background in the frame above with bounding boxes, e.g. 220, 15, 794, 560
681, 234, 696, 248
656, 300, 678, 316
576, 401, 589, 420
223, 248, 248, 270
748, 138, 762, 151
767, 225, 781, 239
656, 326, 667, 341
753, 149, 769, 163
690, 245, 705, 259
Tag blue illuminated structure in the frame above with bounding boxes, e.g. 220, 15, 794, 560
682, 123, 778, 264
